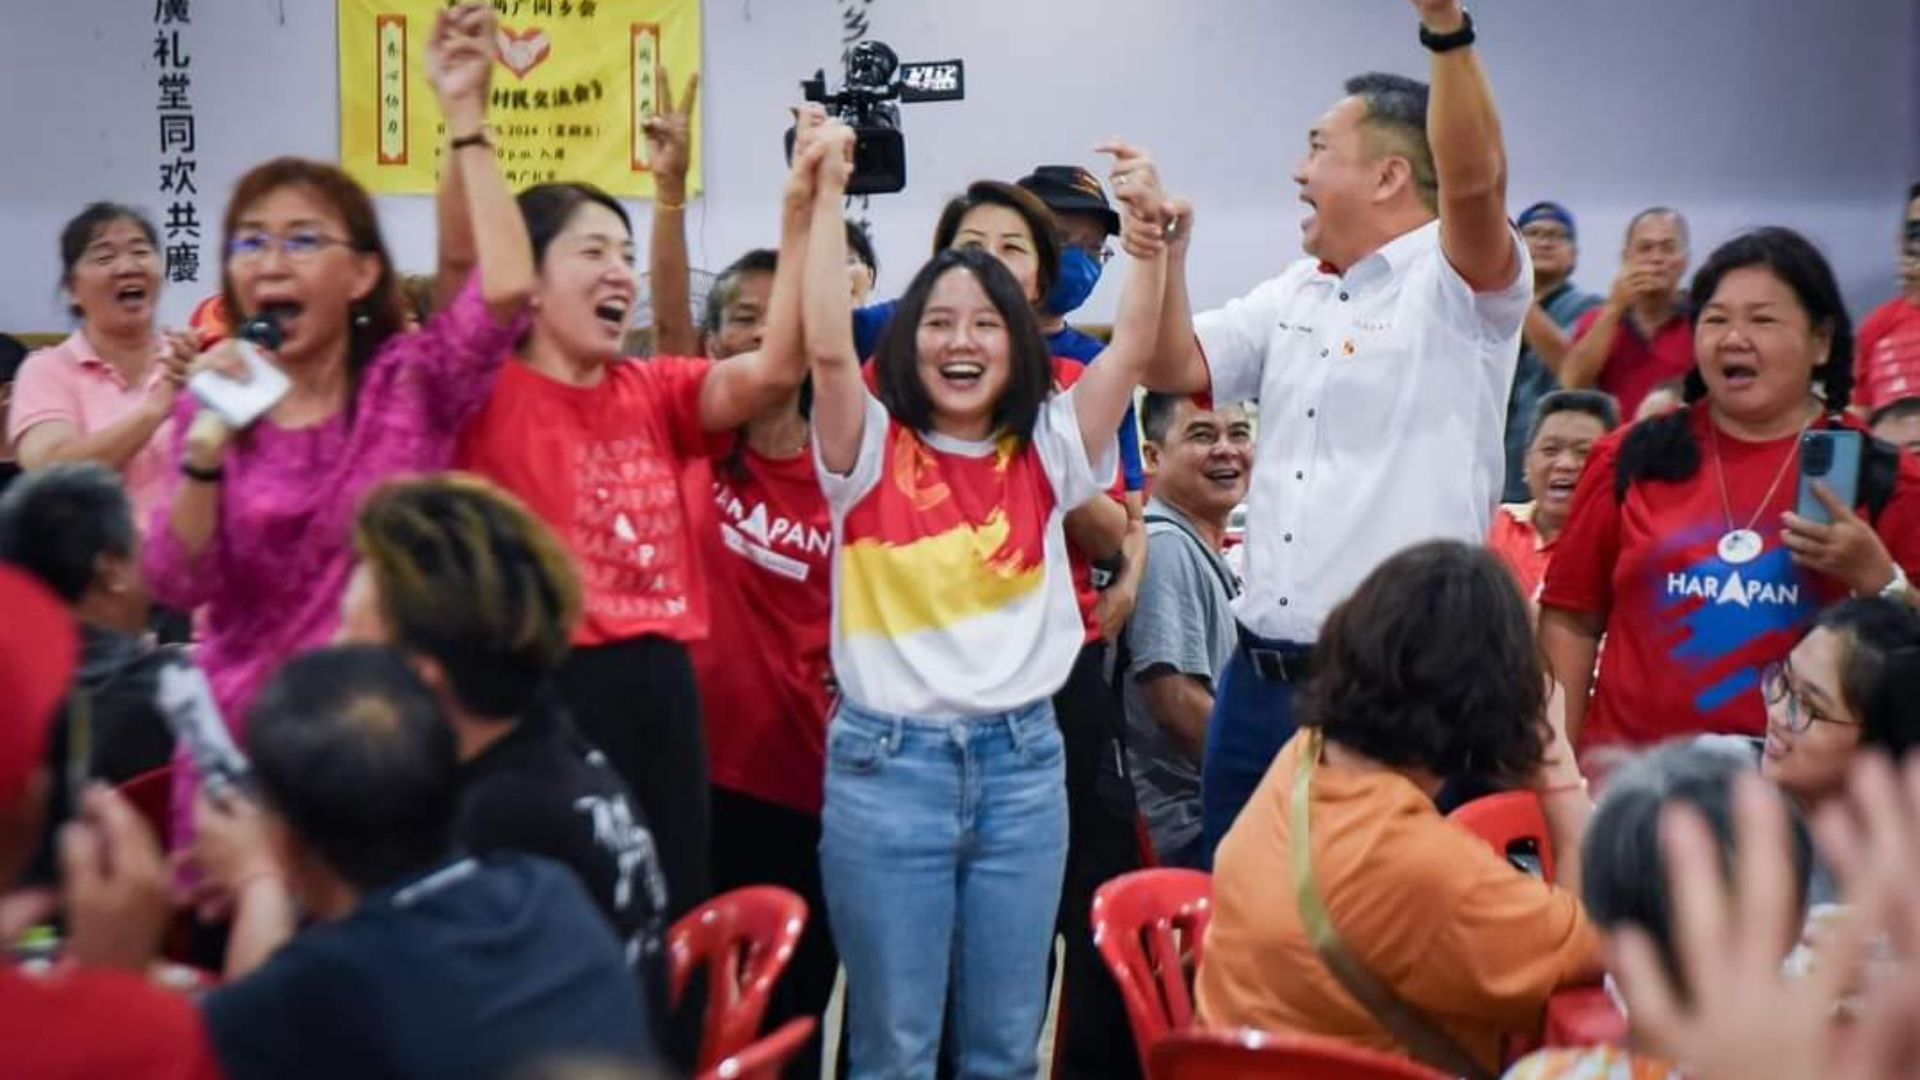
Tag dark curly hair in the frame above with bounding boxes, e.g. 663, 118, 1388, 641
1616, 227, 1855, 497
1300, 540, 1549, 783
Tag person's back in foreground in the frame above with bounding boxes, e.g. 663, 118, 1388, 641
194, 644, 656, 1080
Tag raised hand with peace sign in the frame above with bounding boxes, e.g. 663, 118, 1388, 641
640, 69, 701, 202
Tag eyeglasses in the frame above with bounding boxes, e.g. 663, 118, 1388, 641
1057, 234, 1114, 266
1759, 660, 1860, 734
226, 230, 354, 264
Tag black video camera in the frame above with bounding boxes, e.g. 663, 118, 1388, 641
786, 41, 965, 196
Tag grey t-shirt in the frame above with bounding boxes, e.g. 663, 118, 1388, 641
1121, 499, 1240, 867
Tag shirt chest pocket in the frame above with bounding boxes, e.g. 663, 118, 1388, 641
1314, 319, 1421, 454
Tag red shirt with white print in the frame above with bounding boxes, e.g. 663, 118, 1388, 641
687, 448, 835, 815
457, 357, 732, 646
1542, 404, 1920, 755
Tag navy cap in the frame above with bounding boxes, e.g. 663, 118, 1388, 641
1017, 166, 1120, 237
1517, 201, 1577, 242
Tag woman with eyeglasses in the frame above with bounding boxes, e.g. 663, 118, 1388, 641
1757, 599, 1920, 899
145, 3, 532, 851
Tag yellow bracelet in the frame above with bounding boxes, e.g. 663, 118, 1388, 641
656, 197, 686, 212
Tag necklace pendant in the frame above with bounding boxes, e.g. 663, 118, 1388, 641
1717, 528, 1765, 566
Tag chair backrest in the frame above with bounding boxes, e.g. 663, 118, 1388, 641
668, 885, 809, 1071
117, 765, 173, 847
700, 1016, 817, 1080
1151, 1028, 1451, 1080
1090, 868, 1214, 1073
1447, 790, 1555, 882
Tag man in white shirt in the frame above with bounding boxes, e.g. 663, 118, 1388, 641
1144, 0, 1532, 858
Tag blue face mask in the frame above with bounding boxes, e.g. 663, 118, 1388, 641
1045, 247, 1103, 317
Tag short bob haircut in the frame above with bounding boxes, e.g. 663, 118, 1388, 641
1583, 742, 1813, 1003
1805, 597, 1920, 761
930, 180, 1060, 307
247, 645, 457, 892
870, 247, 1054, 449
58, 202, 161, 319
1299, 539, 1548, 783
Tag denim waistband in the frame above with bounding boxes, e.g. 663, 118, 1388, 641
834, 696, 1053, 731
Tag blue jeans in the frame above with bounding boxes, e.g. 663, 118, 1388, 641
820, 698, 1069, 1080
1198, 633, 1304, 865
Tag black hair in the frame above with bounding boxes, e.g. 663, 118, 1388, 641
1300, 540, 1548, 783
58, 203, 160, 320
0, 334, 28, 384
1907, 181, 1920, 205
1526, 389, 1620, 449
1343, 73, 1435, 211
1869, 396, 1920, 431
703, 248, 778, 338
1582, 743, 1813, 1005
870, 248, 1054, 450
1810, 598, 1920, 761
1615, 227, 1856, 498
246, 646, 457, 892
845, 219, 879, 278
931, 181, 1060, 307
517, 182, 632, 269
0, 463, 135, 604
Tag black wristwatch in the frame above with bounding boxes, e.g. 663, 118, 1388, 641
1420, 10, 1476, 53
181, 460, 225, 483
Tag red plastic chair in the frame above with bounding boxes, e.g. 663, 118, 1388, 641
117, 765, 173, 846
1151, 1028, 1451, 1080
1447, 790, 1556, 881
668, 885, 809, 1072
1090, 868, 1214, 1073
699, 1015, 817, 1080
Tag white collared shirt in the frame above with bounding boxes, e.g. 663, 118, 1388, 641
1196, 220, 1532, 641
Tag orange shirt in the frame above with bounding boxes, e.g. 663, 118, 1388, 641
1487, 502, 1554, 602
1197, 734, 1602, 1075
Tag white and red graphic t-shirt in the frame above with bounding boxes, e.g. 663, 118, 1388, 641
1854, 298, 1920, 413
819, 390, 1115, 718
457, 357, 731, 646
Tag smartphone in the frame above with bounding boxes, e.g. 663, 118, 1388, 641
1796, 430, 1863, 525
187, 338, 290, 429
156, 656, 254, 800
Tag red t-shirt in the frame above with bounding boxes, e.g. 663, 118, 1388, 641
1486, 502, 1554, 602
1572, 307, 1694, 420
686, 448, 835, 815
456, 357, 733, 646
1542, 405, 1920, 753
1854, 297, 1920, 413
0, 966, 224, 1080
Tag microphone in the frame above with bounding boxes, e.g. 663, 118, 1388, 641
237, 309, 284, 352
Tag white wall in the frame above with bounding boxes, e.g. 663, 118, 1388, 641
1, 0, 1915, 334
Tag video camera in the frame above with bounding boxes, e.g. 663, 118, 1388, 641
786, 41, 965, 196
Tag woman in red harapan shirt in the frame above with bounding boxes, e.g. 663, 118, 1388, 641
1541, 228, 1920, 766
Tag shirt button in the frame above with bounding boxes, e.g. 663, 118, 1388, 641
1283, 533, 1293, 543
1279, 597, 1290, 607
1295, 471, 1305, 480
1306, 408, 1317, 419
1339, 291, 1350, 302
1320, 348, 1330, 358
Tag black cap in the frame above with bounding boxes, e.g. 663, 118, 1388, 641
1017, 166, 1120, 237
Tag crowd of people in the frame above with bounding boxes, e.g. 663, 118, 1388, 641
6, 0, 1920, 1078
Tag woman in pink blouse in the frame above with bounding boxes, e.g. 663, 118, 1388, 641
144, 3, 533, 846
7, 204, 195, 534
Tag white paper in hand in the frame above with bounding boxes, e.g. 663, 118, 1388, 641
187, 340, 290, 429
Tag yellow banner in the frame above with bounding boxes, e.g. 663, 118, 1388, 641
338, 0, 701, 197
